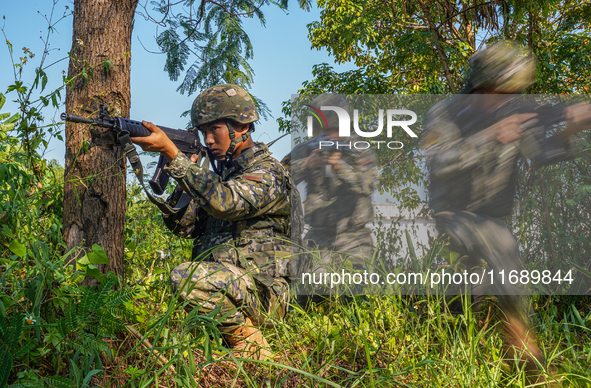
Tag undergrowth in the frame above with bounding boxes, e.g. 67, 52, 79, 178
2, 166, 591, 387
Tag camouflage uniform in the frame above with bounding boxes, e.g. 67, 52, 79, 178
424, 94, 577, 295
166, 84, 292, 332
286, 132, 378, 295
422, 41, 578, 371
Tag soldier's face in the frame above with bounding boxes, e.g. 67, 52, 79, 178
200, 120, 231, 159
200, 120, 250, 160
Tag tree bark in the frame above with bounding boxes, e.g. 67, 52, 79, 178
64, 0, 139, 277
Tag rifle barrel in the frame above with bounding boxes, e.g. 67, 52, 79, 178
61, 111, 203, 153
60, 112, 100, 125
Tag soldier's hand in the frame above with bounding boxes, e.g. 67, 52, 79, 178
558, 103, 591, 141
305, 149, 324, 169
488, 113, 537, 144
190, 154, 199, 163
131, 121, 179, 162
327, 152, 342, 171
566, 103, 591, 127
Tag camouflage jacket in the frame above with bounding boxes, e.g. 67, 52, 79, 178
422, 96, 577, 218
285, 136, 378, 245
162, 142, 292, 278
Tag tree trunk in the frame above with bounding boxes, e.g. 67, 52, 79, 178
63, 0, 139, 277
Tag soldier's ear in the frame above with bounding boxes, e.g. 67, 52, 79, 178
234, 123, 250, 136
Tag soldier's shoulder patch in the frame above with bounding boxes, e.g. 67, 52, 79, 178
243, 174, 263, 182
242, 172, 273, 186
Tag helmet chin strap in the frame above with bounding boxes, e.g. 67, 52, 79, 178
208, 150, 225, 176
206, 120, 255, 176
223, 119, 254, 163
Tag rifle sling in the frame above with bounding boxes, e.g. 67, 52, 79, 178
117, 132, 181, 215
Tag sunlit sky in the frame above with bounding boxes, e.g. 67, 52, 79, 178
1, 0, 353, 164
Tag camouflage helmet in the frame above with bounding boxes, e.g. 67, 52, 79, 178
309, 94, 350, 131
467, 40, 536, 93
190, 84, 259, 128
191, 84, 258, 162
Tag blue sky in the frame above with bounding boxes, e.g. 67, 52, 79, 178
1, 0, 353, 164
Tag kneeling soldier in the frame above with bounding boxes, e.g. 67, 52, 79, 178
132, 84, 292, 360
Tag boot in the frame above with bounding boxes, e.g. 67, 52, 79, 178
225, 317, 271, 360
503, 313, 547, 380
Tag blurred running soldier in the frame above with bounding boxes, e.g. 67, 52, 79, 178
422, 40, 591, 373
285, 95, 378, 300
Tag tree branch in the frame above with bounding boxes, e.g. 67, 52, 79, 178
416, 0, 456, 93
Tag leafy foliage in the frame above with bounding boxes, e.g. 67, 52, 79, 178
145, 0, 312, 121
307, 0, 591, 94
282, 1, 591, 297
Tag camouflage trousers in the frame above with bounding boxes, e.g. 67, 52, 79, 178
170, 261, 289, 332
435, 211, 525, 303
435, 211, 545, 371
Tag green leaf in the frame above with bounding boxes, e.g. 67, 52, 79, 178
86, 265, 106, 283
77, 255, 90, 265
103, 59, 113, 76
405, 230, 419, 273
135, 290, 150, 299
153, 268, 165, 275
90, 244, 109, 265
42, 375, 77, 388
82, 369, 103, 386
71, 271, 86, 284
572, 305, 585, 327
124, 366, 144, 379
4, 113, 19, 125
568, 260, 591, 280
41, 72, 48, 92
9, 239, 26, 257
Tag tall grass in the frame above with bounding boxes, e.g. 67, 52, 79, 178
109, 196, 591, 387
2, 179, 590, 386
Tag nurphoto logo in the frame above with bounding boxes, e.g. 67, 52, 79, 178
306, 105, 418, 150
306, 106, 418, 138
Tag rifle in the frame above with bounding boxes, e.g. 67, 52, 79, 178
463, 97, 584, 213
61, 104, 209, 213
